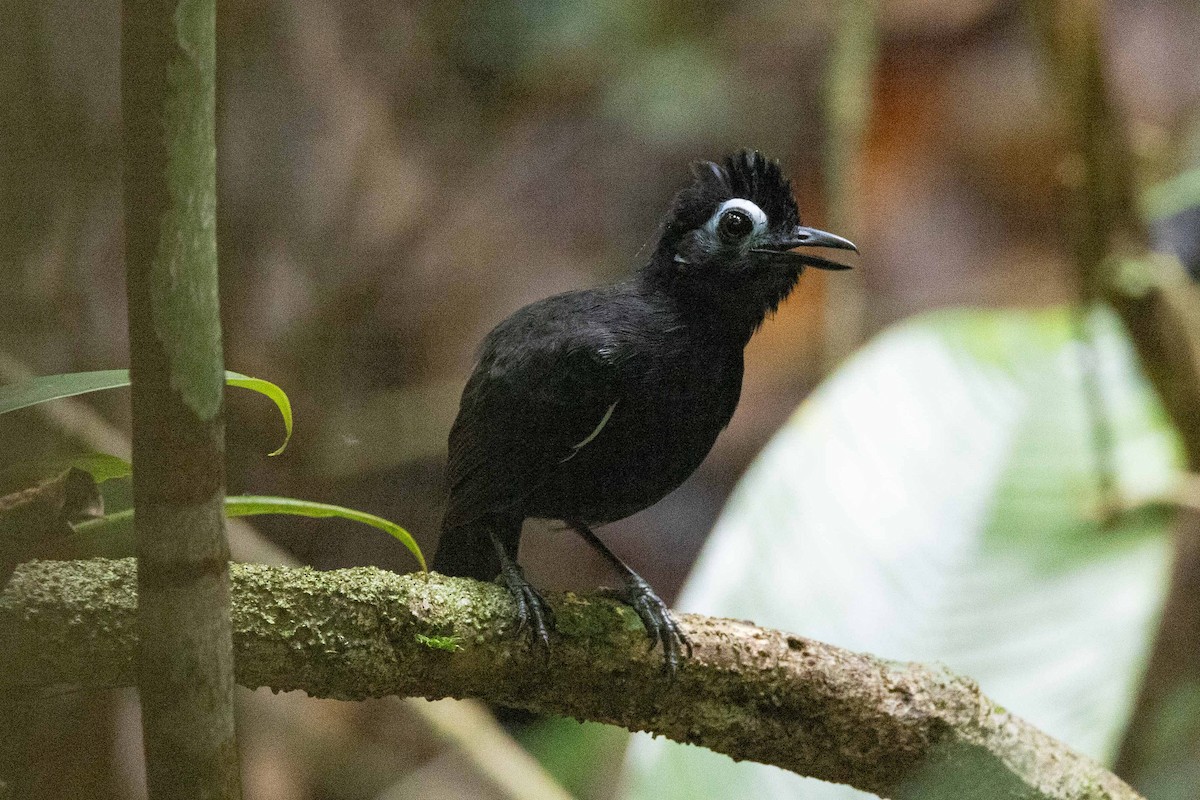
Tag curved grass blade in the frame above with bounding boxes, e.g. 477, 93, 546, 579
225, 495, 425, 571
70, 495, 426, 571
0, 370, 130, 415
0, 369, 292, 456
225, 372, 293, 456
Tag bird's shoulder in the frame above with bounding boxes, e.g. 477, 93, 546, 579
474, 282, 672, 382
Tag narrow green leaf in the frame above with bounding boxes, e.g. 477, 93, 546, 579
0, 370, 130, 415
0, 369, 292, 456
224, 495, 425, 571
69, 508, 134, 558
225, 372, 293, 456
70, 495, 426, 571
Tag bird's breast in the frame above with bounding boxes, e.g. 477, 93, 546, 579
528, 343, 743, 523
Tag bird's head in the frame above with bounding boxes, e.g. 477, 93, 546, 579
644, 150, 856, 329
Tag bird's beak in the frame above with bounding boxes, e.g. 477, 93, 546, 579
754, 225, 858, 271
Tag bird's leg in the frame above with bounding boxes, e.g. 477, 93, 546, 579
488, 527, 554, 652
566, 521, 692, 673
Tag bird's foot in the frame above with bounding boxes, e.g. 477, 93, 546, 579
499, 563, 555, 654
612, 574, 692, 675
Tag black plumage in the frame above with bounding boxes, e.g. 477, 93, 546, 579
434, 150, 857, 671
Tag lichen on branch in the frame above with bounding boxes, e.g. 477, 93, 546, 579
1, 558, 1140, 800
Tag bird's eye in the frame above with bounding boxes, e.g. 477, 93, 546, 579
717, 209, 754, 240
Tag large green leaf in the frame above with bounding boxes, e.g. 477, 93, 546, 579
0, 369, 292, 455
624, 307, 1179, 799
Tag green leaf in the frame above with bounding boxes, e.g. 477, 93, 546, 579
62, 453, 134, 483
1143, 166, 1200, 221
624, 306, 1179, 800
224, 373, 293, 456
0, 453, 132, 495
0, 370, 130, 415
69, 508, 135, 558
0, 369, 292, 456
70, 495, 426, 571
224, 496, 425, 571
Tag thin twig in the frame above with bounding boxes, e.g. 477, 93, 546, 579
821, 0, 879, 372
1070, 306, 1119, 519
1026, 0, 1200, 469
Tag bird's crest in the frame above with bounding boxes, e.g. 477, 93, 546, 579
660, 150, 800, 249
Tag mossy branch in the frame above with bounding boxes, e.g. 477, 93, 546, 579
1, 558, 1141, 800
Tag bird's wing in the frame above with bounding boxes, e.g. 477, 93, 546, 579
442, 316, 626, 529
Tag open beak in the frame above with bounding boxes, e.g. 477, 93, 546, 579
752, 225, 858, 271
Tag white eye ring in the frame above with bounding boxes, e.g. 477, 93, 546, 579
706, 198, 767, 238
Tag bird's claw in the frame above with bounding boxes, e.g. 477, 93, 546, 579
501, 566, 554, 654
619, 575, 692, 675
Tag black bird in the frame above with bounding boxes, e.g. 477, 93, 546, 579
434, 150, 856, 671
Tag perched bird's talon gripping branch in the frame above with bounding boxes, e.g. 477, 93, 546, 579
433, 151, 857, 670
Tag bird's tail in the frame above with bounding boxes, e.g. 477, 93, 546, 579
432, 522, 503, 581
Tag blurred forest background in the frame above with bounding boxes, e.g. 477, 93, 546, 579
3, 0, 1200, 798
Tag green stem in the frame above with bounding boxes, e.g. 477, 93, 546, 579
122, 0, 241, 796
